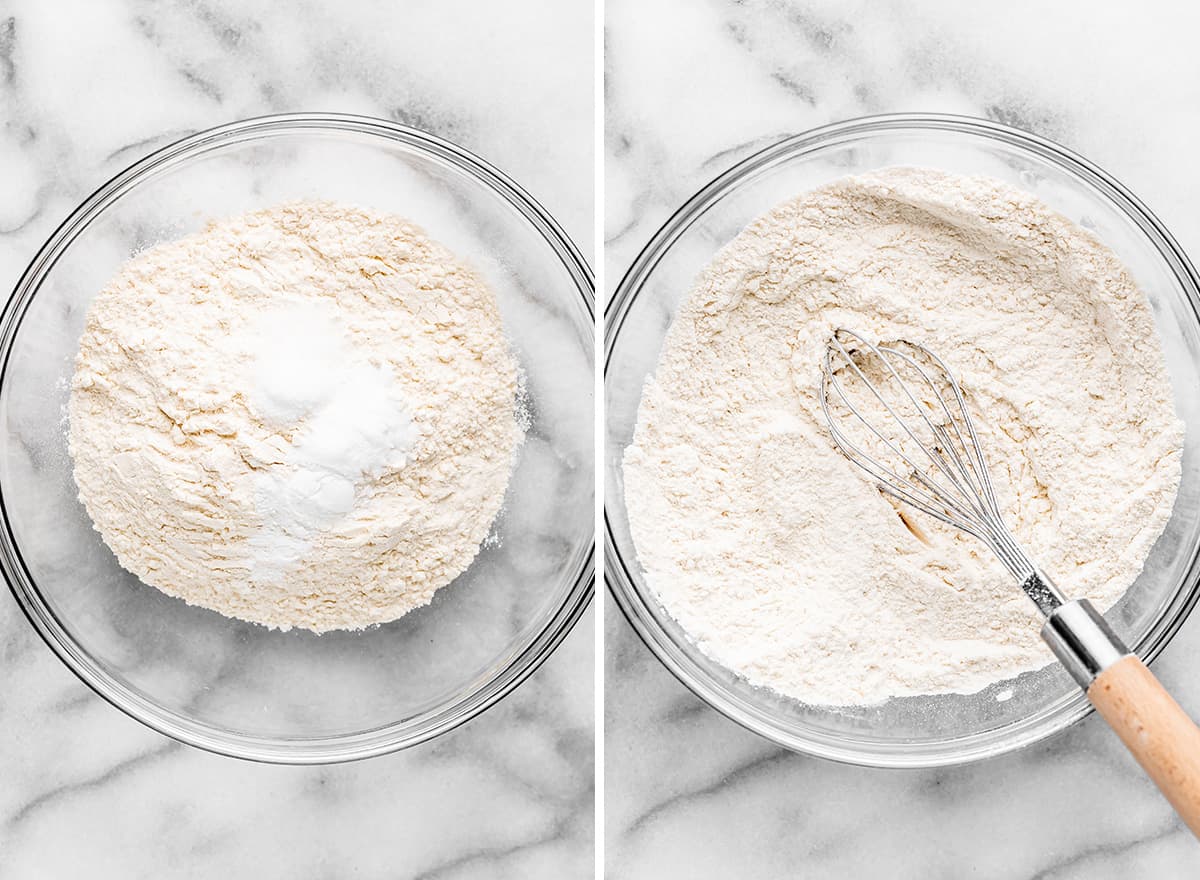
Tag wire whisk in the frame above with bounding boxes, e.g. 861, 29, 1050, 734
818, 327, 1064, 612
817, 329, 1200, 835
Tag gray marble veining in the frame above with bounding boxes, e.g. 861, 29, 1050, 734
605, 0, 1200, 876
0, 1, 593, 877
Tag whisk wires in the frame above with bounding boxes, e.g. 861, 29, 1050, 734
819, 327, 1049, 592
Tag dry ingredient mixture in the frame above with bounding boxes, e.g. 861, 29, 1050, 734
623, 167, 1184, 706
69, 201, 521, 632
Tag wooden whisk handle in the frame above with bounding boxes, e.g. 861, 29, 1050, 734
1042, 599, 1200, 837
1088, 655, 1200, 837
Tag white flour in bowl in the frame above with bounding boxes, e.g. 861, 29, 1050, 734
623, 167, 1184, 706
69, 201, 522, 632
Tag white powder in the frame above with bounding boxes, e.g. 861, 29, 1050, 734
240, 299, 416, 580
623, 167, 1184, 706
69, 200, 521, 632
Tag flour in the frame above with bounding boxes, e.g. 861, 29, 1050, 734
623, 167, 1184, 706
69, 200, 521, 632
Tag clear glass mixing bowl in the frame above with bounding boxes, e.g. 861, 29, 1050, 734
605, 113, 1200, 767
0, 113, 594, 763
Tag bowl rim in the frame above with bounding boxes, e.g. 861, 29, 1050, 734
603, 111, 1200, 768
0, 111, 595, 764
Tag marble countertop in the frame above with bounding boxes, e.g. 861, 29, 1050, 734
0, 2, 593, 877
605, 0, 1200, 876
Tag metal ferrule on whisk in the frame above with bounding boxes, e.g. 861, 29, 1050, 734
1042, 598, 1129, 688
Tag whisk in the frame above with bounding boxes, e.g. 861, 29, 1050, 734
820, 327, 1200, 836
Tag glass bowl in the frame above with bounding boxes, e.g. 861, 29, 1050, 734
0, 113, 594, 763
605, 113, 1200, 767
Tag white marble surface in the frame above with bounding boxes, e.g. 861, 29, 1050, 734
0, 1, 593, 877
605, 1, 1200, 876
